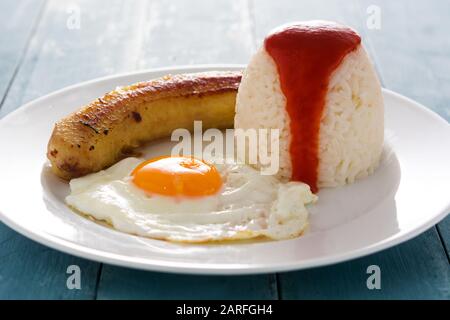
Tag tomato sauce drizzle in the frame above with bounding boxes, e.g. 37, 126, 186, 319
264, 21, 361, 192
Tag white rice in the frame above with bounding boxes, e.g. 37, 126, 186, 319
234, 45, 384, 188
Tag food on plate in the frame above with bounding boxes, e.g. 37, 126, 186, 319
235, 21, 384, 192
66, 156, 317, 242
49, 20, 385, 243
47, 71, 241, 180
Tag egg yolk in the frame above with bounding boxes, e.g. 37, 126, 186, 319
131, 156, 223, 197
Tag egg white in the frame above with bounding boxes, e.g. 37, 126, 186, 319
66, 157, 317, 242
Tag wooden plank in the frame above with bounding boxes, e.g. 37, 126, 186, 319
0, 0, 45, 105
437, 217, 450, 260
136, 0, 255, 68
359, 0, 450, 120
279, 229, 450, 299
252, 0, 450, 299
97, 267, 277, 299
96, 0, 279, 300
0, 224, 99, 299
0, 0, 156, 299
0, 0, 148, 117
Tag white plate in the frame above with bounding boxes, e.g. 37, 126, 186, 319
0, 65, 449, 275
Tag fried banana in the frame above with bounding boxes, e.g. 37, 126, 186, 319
47, 71, 242, 180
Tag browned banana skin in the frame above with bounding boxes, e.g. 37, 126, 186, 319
47, 71, 242, 180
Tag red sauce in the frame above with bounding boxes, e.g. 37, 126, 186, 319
264, 21, 361, 193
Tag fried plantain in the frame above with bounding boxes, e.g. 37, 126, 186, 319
47, 71, 241, 180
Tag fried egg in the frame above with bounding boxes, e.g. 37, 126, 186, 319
66, 156, 317, 242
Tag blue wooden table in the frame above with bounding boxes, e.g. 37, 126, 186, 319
0, 0, 449, 299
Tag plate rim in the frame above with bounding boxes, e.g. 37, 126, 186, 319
0, 64, 449, 275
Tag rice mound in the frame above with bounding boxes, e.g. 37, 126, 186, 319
234, 45, 384, 188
